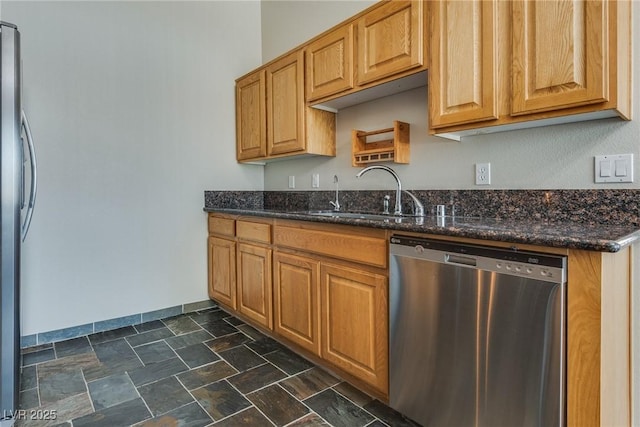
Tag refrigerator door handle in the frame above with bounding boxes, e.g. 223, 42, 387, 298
20, 144, 26, 209
21, 110, 37, 241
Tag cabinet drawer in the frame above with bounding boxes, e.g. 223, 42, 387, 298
274, 225, 386, 268
237, 220, 272, 244
209, 215, 235, 237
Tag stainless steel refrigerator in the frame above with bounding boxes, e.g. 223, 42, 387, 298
0, 21, 37, 426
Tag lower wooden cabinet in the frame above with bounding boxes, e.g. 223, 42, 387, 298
207, 236, 237, 309
320, 263, 388, 394
237, 242, 273, 329
273, 252, 389, 395
207, 214, 388, 397
273, 252, 321, 355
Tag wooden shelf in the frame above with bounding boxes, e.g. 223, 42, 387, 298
352, 121, 409, 167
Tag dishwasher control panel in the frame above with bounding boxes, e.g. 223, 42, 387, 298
495, 261, 558, 280
390, 235, 567, 284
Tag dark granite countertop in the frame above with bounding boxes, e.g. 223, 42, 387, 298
203, 207, 640, 253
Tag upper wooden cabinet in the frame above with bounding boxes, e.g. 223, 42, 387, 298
266, 50, 306, 156
236, 49, 336, 163
429, 0, 632, 139
305, 0, 427, 107
511, 0, 608, 115
357, 0, 425, 86
236, 1, 427, 162
306, 25, 354, 102
236, 70, 266, 161
429, 0, 498, 128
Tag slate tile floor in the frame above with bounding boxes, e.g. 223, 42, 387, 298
18, 305, 419, 427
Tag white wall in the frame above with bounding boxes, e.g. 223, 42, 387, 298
260, 0, 640, 422
2, 1, 264, 335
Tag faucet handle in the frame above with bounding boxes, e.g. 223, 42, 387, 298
402, 190, 425, 217
383, 195, 390, 215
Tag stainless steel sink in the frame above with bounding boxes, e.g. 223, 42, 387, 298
300, 210, 407, 221
297, 210, 470, 225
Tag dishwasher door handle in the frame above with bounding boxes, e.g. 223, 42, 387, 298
445, 253, 477, 266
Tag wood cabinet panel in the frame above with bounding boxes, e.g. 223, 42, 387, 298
236, 50, 336, 163
567, 248, 632, 427
237, 243, 273, 329
357, 0, 424, 85
429, 0, 498, 128
274, 225, 387, 268
208, 216, 235, 237
512, 0, 608, 115
208, 236, 236, 309
306, 25, 354, 102
267, 50, 305, 156
236, 220, 271, 244
236, 70, 266, 160
320, 263, 388, 393
599, 248, 631, 427
305, 107, 337, 157
273, 252, 321, 355
567, 249, 601, 427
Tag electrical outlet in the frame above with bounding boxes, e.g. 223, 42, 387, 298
288, 176, 295, 189
312, 174, 320, 188
475, 163, 491, 185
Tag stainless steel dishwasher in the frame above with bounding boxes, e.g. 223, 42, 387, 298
389, 235, 567, 427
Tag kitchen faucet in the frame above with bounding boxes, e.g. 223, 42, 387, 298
356, 165, 424, 216
329, 174, 340, 211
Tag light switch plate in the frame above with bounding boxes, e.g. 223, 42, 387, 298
288, 175, 295, 188
595, 154, 633, 183
312, 174, 320, 188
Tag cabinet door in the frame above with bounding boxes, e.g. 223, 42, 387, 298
357, 0, 424, 86
266, 50, 305, 156
429, 0, 498, 128
208, 237, 237, 309
321, 263, 388, 393
236, 70, 267, 160
306, 25, 354, 102
273, 252, 321, 355
237, 243, 273, 329
511, 0, 608, 115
